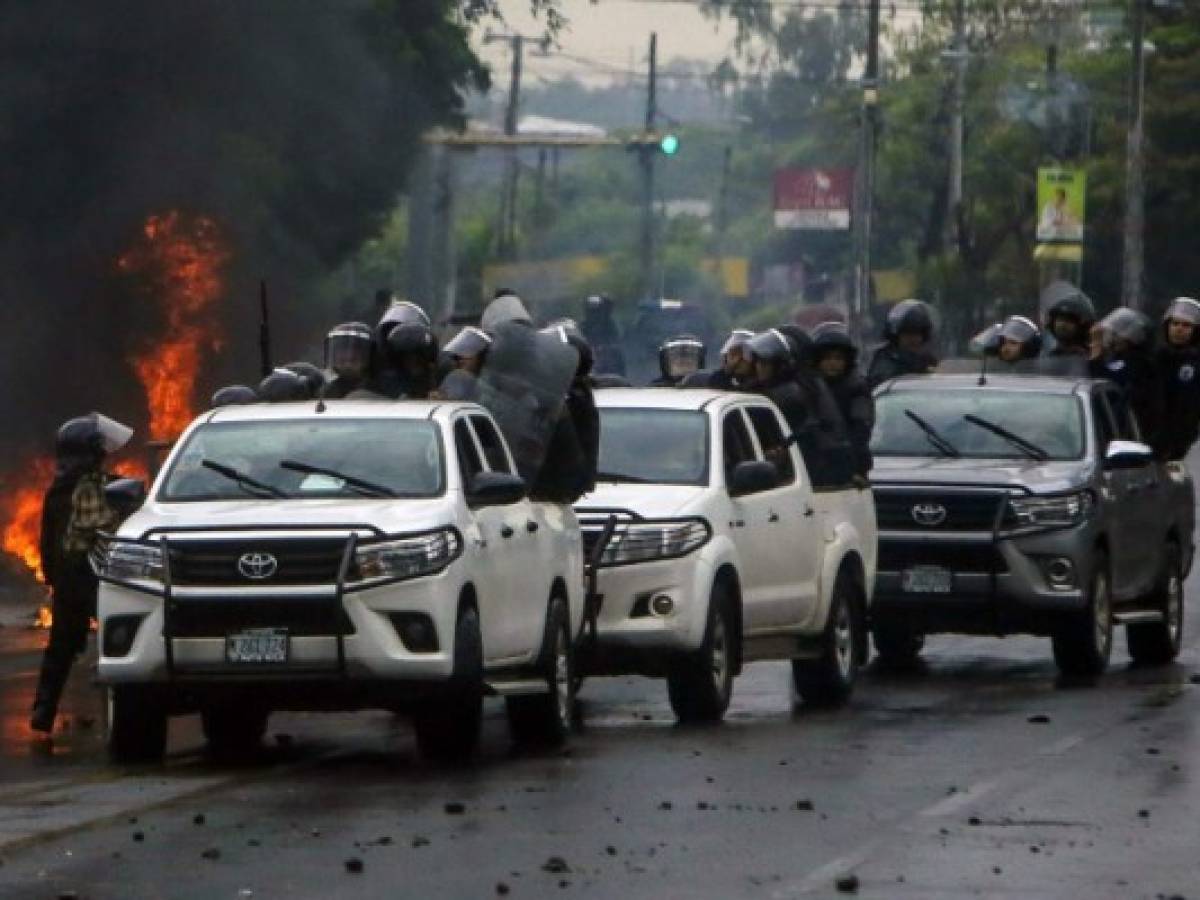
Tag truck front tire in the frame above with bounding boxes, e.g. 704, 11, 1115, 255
413, 605, 483, 763
667, 582, 735, 724
1127, 543, 1184, 665
106, 685, 168, 764
1052, 552, 1113, 678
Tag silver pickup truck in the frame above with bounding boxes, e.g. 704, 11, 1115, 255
869, 373, 1194, 677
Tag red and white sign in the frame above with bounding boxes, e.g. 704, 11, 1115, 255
773, 167, 854, 230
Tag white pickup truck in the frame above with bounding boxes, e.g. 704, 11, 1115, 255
93, 400, 584, 763
575, 388, 878, 722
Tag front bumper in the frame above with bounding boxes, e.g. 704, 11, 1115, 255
872, 524, 1096, 634
98, 567, 463, 689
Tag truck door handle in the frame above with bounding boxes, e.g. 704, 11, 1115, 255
731, 519, 745, 528
768, 512, 780, 523
501, 525, 515, 539
803, 507, 815, 518
526, 520, 539, 533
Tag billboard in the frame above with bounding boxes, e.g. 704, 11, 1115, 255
774, 167, 853, 230
1036, 167, 1086, 243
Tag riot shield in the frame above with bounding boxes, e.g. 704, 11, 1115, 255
93, 414, 134, 453
477, 322, 578, 485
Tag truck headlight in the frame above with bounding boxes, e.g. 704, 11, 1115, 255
1007, 491, 1094, 531
602, 518, 711, 566
354, 528, 462, 584
91, 536, 164, 585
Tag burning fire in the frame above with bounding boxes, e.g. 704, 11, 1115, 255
118, 211, 229, 442
0, 211, 228, 622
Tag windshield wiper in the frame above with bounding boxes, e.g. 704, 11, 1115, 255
201, 459, 286, 498
903, 409, 961, 458
962, 414, 1049, 461
595, 471, 651, 484
279, 459, 397, 498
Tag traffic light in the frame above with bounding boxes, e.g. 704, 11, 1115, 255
625, 132, 680, 156
659, 133, 680, 156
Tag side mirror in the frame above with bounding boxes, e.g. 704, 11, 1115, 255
467, 471, 527, 507
1103, 439, 1154, 470
729, 460, 779, 497
105, 478, 147, 517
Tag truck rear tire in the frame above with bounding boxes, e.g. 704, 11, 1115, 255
507, 595, 574, 747
793, 574, 861, 708
667, 582, 735, 723
871, 621, 925, 669
201, 706, 269, 761
1052, 553, 1113, 678
106, 685, 168, 764
1127, 543, 1184, 665
414, 605, 483, 763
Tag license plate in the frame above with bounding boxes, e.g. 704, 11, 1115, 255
225, 628, 289, 664
901, 566, 953, 594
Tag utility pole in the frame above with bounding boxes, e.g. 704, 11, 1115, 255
853, 0, 881, 344
946, 0, 967, 254
483, 31, 526, 258
1122, 0, 1147, 310
639, 32, 658, 300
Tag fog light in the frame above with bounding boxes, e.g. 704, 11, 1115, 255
102, 614, 145, 658
649, 594, 675, 616
1043, 557, 1076, 590
389, 613, 439, 653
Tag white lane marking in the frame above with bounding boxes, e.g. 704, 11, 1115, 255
918, 780, 997, 818
1040, 733, 1085, 756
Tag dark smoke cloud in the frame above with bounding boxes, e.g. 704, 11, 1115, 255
0, 0, 485, 459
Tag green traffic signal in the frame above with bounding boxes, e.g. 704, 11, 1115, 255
659, 134, 679, 156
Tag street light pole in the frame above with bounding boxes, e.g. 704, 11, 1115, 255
1121, 0, 1147, 310
853, 0, 881, 345
639, 32, 658, 300
946, 0, 967, 254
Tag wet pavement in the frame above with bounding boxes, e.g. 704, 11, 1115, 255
1, 580, 1199, 897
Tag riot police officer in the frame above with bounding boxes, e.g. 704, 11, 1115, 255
257, 367, 311, 402
996, 316, 1044, 363
372, 301, 437, 398
31, 415, 132, 734
436, 326, 493, 402
652, 335, 707, 386
812, 321, 874, 478
210, 385, 258, 407
543, 318, 601, 499
682, 329, 754, 388
1091, 307, 1164, 452
1155, 297, 1200, 459
1042, 281, 1095, 357
866, 299, 939, 388
322, 322, 374, 398
581, 294, 627, 377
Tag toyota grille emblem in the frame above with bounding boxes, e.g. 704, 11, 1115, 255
237, 552, 279, 580
911, 503, 948, 527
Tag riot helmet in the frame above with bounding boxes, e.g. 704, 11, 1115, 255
258, 368, 309, 403
543, 318, 593, 376
969, 323, 1004, 357
811, 321, 858, 377
745, 328, 796, 382
1162, 296, 1200, 347
443, 326, 493, 375
324, 322, 373, 380
480, 293, 533, 331
1042, 281, 1096, 345
1097, 307, 1153, 353
211, 385, 258, 407
719, 328, 754, 359
884, 299, 935, 343
282, 361, 326, 398
385, 322, 439, 370
998, 316, 1043, 359
56, 413, 133, 462
376, 300, 430, 351
658, 335, 706, 380
775, 323, 816, 370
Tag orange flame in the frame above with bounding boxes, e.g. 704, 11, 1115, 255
1, 457, 56, 583
118, 211, 230, 442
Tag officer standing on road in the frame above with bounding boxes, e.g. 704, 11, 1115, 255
812, 321, 875, 478
371, 301, 438, 399
866, 299, 939, 388
1042, 281, 1096, 357
651, 335, 707, 386
30, 415, 133, 735
1155, 297, 1200, 460
1090, 308, 1164, 453
543, 318, 601, 499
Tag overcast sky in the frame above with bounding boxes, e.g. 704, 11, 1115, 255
474, 0, 748, 87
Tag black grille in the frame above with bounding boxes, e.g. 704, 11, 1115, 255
167, 596, 354, 638
878, 541, 1008, 574
168, 539, 353, 586
874, 490, 1009, 532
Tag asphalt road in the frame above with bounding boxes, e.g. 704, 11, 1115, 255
1, 564, 1199, 898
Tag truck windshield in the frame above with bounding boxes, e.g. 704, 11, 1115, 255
159, 419, 443, 501
872, 390, 1084, 461
597, 408, 709, 486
